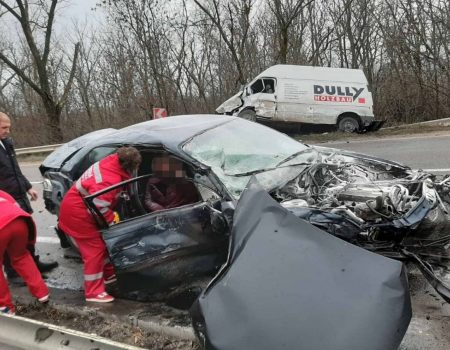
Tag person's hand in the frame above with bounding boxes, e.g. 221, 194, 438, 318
28, 188, 38, 201
112, 211, 120, 225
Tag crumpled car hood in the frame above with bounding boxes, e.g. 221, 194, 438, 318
215, 91, 243, 114
191, 180, 412, 350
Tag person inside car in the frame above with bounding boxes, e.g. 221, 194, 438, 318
144, 156, 199, 212
58, 146, 142, 303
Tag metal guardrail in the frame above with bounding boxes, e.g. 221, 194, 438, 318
15, 144, 62, 155
0, 313, 144, 350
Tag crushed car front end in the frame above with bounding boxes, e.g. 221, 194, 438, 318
274, 148, 450, 301
182, 118, 450, 302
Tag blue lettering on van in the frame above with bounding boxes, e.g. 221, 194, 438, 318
314, 85, 364, 101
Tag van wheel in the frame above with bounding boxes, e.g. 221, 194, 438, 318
238, 110, 256, 122
338, 116, 359, 133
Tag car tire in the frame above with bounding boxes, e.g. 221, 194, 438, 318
338, 116, 360, 133
238, 109, 256, 122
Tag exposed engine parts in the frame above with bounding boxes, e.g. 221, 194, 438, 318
276, 152, 450, 236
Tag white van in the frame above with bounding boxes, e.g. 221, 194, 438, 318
216, 65, 382, 132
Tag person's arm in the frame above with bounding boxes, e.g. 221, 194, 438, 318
144, 180, 165, 212
6, 138, 35, 198
93, 187, 120, 224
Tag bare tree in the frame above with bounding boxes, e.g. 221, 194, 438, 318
0, 0, 79, 142
193, 0, 254, 86
267, 0, 314, 64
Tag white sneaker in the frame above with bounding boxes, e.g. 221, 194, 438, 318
38, 294, 49, 303
86, 292, 114, 303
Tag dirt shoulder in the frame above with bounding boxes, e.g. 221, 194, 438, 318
11, 285, 199, 350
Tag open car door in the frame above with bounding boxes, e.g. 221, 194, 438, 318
84, 175, 228, 294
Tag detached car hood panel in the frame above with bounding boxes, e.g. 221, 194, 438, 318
191, 180, 412, 350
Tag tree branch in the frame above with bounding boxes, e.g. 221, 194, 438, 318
0, 0, 22, 21
0, 72, 16, 90
43, 0, 57, 65
0, 50, 44, 97
57, 42, 80, 108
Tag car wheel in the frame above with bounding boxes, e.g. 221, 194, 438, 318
238, 110, 256, 122
338, 116, 360, 133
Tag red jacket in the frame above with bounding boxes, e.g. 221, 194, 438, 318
58, 154, 131, 238
0, 190, 36, 243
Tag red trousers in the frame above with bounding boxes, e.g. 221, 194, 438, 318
0, 218, 48, 311
69, 231, 115, 298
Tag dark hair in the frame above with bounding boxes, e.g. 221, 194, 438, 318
117, 146, 142, 173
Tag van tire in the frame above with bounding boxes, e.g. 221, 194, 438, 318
338, 116, 360, 133
238, 109, 256, 122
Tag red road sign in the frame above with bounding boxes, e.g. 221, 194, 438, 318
153, 108, 167, 119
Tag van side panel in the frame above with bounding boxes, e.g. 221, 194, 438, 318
273, 78, 374, 125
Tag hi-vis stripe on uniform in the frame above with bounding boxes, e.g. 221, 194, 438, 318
93, 162, 103, 183
93, 198, 112, 214
75, 161, 105, 198
84, 271, 103, 281
75, 162, 112, 213
76, 179, 89, 196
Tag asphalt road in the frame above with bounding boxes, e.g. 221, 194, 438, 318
310, 133, 450, 173
19, 133, 450, 349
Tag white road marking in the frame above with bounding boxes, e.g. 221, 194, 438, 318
36, 236, 60, 244
422, 169, 450, 172
319, 132, 450, 145
30, 181, 43, 184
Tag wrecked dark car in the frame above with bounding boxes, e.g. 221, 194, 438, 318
40, 114, 450, 305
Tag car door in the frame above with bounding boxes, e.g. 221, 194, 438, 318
84, 175, 229, 294
246, 78, 277, 119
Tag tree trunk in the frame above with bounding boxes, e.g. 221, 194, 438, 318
43, 100, 63, 143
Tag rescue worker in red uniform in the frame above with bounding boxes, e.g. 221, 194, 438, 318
58, 147, 141, 303
144, 155, 199, 212
0, 190, 49, 315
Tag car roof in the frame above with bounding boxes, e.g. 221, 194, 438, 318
60, 114, 238, 172
40, 128, 118, 172
106, 114, 236, 150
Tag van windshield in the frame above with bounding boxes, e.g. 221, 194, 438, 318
183, 119, 316, 198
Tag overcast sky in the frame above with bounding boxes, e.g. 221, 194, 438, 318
58, 0, 104, 28
0, 0, 104, 40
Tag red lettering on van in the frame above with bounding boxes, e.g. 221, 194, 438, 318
314, 95, 352, 102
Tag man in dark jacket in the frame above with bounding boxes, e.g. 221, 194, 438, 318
0, 112, 58, 276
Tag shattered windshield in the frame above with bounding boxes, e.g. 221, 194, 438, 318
182, 119, 316, 198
